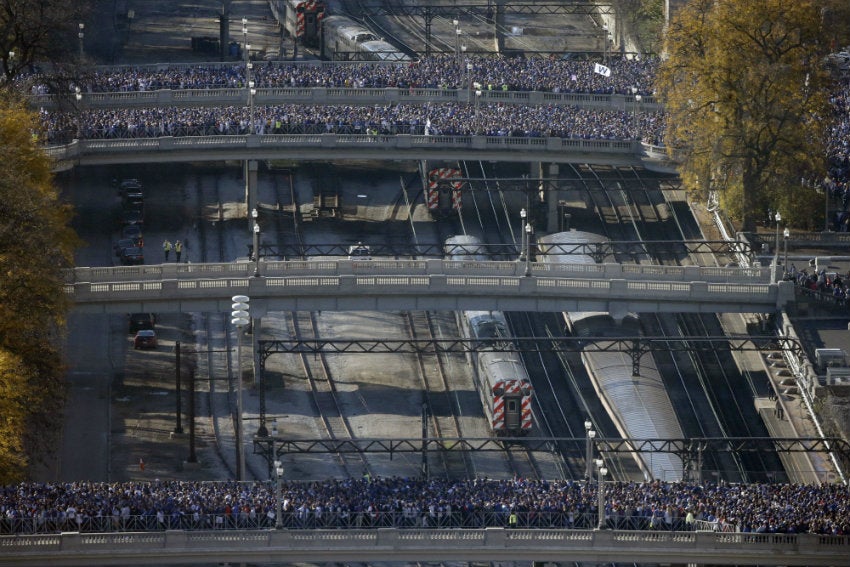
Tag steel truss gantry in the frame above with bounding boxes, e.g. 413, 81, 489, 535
354, 2, 614, 56
252, 239, 755, 261
253, 335, 805, 447
252, 435, 850, 480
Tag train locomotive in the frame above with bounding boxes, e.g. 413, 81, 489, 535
538, 230, 684, 481
445, 235, 534, 436
271, 0, 327, 48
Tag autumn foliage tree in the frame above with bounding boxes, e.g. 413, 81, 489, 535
0, 95, 79, 482
656, 0, 850, 231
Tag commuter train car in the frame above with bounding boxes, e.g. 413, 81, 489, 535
270, 0, 327, 48
319, 15, 410, 62
446, 235, 534, 435
538, 230, 684, 481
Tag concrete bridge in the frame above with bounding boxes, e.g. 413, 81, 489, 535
66, 259, 790, 316
0, 528, 846, 566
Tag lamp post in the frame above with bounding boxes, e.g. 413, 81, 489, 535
473, 83, 482, 134
248, 80, 256, 133
519, 208, 527, 261
524, 223, 533, 277
242, 17, 248, 59
602, 23, 609, 63
466, 61, 473, 103
783, 227, 790, 277
584, 419, 595, 480
595, 458, 608, 529
773, 212, 781, 283
78, 23, 84, 58
274, 459, 284, 529
74, 87, 82, 140
231, 295, 251, 481
252, 208, 261, 277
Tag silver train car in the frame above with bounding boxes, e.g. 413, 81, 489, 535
538, 230, 684, 481
319, 15, 410, 62
446, 235, 534, 435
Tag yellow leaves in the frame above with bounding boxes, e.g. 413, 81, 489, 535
0, 95, 78, 480
657, 0, 833, 231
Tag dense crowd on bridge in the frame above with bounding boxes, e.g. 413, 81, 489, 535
1, 476, 848, 535
40, 102, 666, 146
29, 55, 658, 95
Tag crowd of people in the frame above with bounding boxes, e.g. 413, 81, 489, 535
40, 102, 666, 146
1, 476, 848, 535
31, 55, 659, 95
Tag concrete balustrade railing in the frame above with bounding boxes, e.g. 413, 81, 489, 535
0, 529, 846, 566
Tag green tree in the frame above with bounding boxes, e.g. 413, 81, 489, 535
0, 95, 79, 482
656, 0, 850, 231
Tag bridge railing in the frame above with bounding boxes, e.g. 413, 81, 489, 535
67, 260, 773, 285
32, 86, 660, 110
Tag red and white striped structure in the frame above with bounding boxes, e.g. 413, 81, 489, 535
491, 379, 533, 432
426, 167, 463, 211
284, 0, 326, 47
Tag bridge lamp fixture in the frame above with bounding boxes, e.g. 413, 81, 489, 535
78, 23, 85, 57
252, 208, 261, 277
519, 208, 527, 261
274, 459, 284, 529
585, 420, 596, 480
773, 212, 782, 283
231, 295, 251, 481
524, 223, 533, 277
783, 227, 790, 276
595, 458, 608, 529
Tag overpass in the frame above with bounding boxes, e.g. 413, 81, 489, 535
66, 259, 791, 316
0, 528, 846, 566
44, 134, 676, 172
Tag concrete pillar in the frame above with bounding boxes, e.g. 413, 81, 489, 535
245, 159, 258, 231
493, 0, 506, 52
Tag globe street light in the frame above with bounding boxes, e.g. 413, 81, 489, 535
584, 419, 596, 480
253, 213, 261, 277
773, 212, 782, 283
519, 208, 527, 261
274, 459, 284, 529
78, 23, 85, 58
596, 458, 608, 529
231, 295, 251, 481
466, 62, 473, 103
524, 223, 533, 277
783, 227, 790, 277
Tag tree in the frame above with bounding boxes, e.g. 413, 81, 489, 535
0, 0, 92, 84
0, 94, 79, 482
655, 0, 850, 231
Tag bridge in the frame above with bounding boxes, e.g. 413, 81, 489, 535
0, 528, 846, 566
66, 259, 790, 316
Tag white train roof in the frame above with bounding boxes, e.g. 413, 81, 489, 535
321, 16, 377, 42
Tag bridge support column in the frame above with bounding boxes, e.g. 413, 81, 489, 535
493, 0, 506, 53
245, 159, 259, 231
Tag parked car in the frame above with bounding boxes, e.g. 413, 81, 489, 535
133, 329, 158, 349
119, 246, 144, 265
122, 208, 144, 226
113, 238, 138, 256
122, 224, 144, 246
128, 313, 156, 334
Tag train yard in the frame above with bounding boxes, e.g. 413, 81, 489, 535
56, 152, 824, 488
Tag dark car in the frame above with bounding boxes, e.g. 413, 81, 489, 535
122, 208, 144, 226
119, 178, 143, 193
133, 329, 157, 349
119, 246, 144, 265
122, 224, 144, 246
113, 238, 139, 256
128, 313, 156, 334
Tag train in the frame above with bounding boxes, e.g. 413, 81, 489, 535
537, 230, 684, 482
271, 0, 327, 48
445, 235, 534, 436
320, 16, 411, 62
269, 1, 410, 61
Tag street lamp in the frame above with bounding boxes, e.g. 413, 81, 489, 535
274, 459, 284, 529
248, 80, 256, 133
242, 17, 248, 60
773, 212, 781, 283
584, 419, 596, 480
595, 458, 608, 529
252, 208, 261, 277
74, 87, 82, 140
78, 23, 84, 58
602, 23, 609, 63
466, 61, 473, 103
519, 208, 527, 261
455, 27, 462, 69
783, 227, 790, 277
231, 295, 251, 481
473, 83, 482, 133
524, 223, 533, 277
